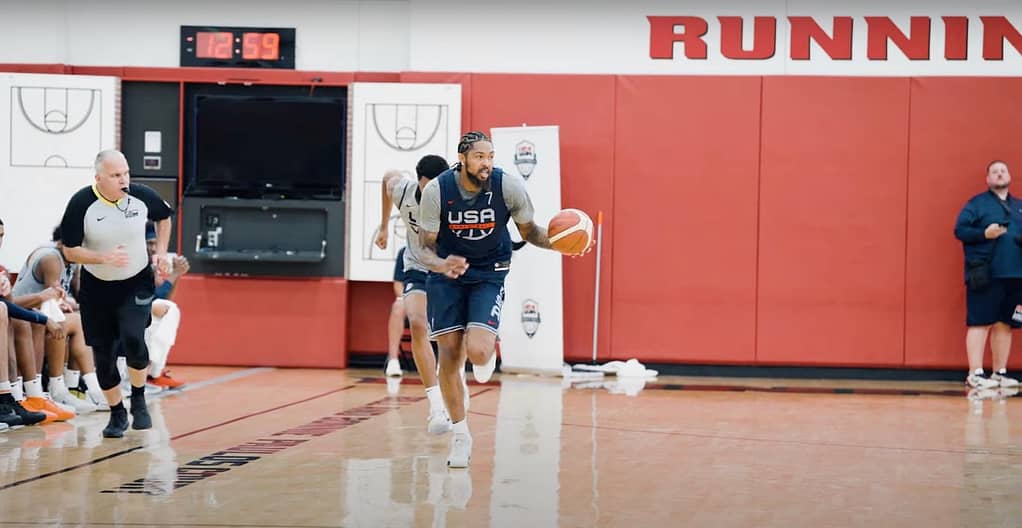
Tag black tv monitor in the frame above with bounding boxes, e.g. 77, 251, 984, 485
186, 94, 345, 199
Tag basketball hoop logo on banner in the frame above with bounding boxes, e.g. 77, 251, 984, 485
521, 299, 541, 338
514, 140, 537, 179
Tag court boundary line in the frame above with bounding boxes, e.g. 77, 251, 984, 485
0, 384, 357, 492
358, 375, 970, 397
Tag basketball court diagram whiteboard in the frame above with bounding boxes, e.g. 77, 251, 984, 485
346, 83, 461, 281
0, 73, 119, 271
10, 86, 103, 168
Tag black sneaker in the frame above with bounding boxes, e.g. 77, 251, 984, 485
1, 394, 44, 426
0, 400, 23, 427
103, 406, 129, 438
130, 397, 151, 430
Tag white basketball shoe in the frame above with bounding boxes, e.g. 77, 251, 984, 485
991, 369, 1020, 388
447, 432, 472, 468
428, 407, 453, 435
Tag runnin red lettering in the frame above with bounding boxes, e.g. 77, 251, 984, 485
648, 15, 1022, 61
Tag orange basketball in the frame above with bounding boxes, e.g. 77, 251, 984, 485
548, 208, 593, 255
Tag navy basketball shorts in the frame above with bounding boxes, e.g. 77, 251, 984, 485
966, 278, 1022, 328
392, 247, 407, 283
402, 269, 428, 297
426, 270, 507, 339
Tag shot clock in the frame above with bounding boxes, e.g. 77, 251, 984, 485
180, 26, 295, 69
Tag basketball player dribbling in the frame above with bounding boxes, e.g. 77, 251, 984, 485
417, 131, 591, 468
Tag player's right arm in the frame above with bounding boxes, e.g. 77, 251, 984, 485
418, 230, 468, 279
417, 179, 468, 278
11, 253, 64, 309
376, 170, 404, 249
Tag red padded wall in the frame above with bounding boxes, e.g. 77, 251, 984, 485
905, 78, 1022, 369
173, 276, 348, 368
611, 76, 761, 363
346, 281, 399, 355
757, 77, 910, 366
470, 74, 617, 361
0, 64, 69, 73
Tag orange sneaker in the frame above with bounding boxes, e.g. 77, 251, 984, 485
148, 370, 185, 390
21, 396, 75, 422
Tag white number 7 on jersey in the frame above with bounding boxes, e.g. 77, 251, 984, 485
485, 191, 493, 205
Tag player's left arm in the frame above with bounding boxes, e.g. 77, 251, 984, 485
505, 172, 552, 249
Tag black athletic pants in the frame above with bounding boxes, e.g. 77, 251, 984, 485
79, 267, 155, 391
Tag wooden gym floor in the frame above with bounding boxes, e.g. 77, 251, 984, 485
0, 366, 1019, 527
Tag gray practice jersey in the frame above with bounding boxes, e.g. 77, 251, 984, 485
59, 183, 173, 281
11, 243, 75, 296
419, 168, 535, 234
389, 177, 431, 273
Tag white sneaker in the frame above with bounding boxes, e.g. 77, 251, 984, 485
991, 370, 1020, 388
967, 373, 999, 389
428, 407, 452, 435
447, 432, 472, 468
472, 352, 496, 383
0, 422, 7, 433
52, 390, 98, 414
85, 390, 110, 411
44, 394, 78, 417
385, 358, 403, 377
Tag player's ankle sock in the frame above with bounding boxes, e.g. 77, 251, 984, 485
130, 385, 146, 400
0, 381, 10, 394
452, 419, 469, 435
82, 373, 104, 397
65, 369, 81, 390
425, 385, 444, 410
12, 378, 24, 401
49, 375, 68, 396
24, 376, 44, 398
110, 401, 125, 412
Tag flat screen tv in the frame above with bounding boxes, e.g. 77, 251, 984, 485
186, 95, 345, 199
